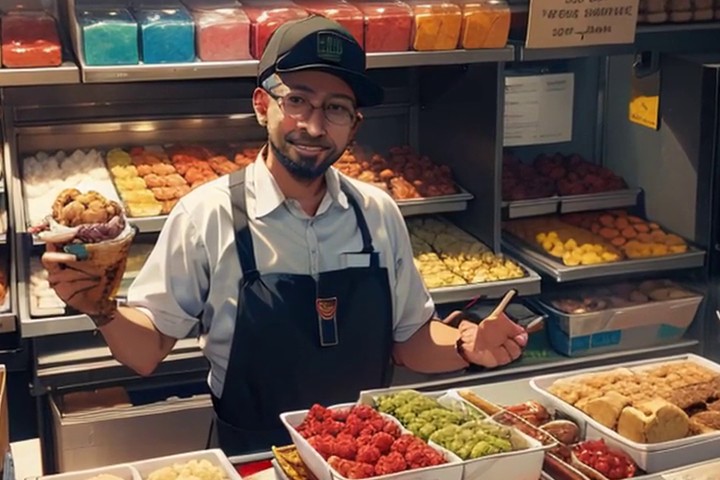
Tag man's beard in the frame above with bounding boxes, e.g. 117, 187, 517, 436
270, 138, 342, 181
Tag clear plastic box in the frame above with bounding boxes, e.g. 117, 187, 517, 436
293, 0, 365, 46
406, 1, 462, 51
77, 8, 140, 66
351, 1, 413, 52
454, 0, 510, 49
183, 0, 252, 61
134, 4, 196, 64
1, 11, 62, 68
241, 0, 309, 59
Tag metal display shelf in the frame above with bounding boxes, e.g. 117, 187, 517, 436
0, 312, 16, 334
516, 43, 635, 62
429, 261, 541, 304
0, 62, 80, 87
21, 314, 95, 338
502, 197, 560, 219
503, 236, 706, 282
559, 188, 642, 213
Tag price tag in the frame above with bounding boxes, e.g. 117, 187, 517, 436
629, 70, 660, 130
526, 0, 640, 49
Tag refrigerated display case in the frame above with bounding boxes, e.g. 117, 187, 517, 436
1, 0, 720, 476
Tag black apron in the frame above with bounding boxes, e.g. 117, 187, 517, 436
208, 168, 395, 456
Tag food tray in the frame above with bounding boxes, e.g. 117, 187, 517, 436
502, 235, 705, 282
396, 185, 473, 217
559, 189, 642, 214
131, 449, 242, 480
357, 389, 549, 480
502, 197, 560, 219
534, 285, 703, 357
280, 403, 463, 480
38, 464, 139, 480
530, 354, 720, 472
429, 257, 541, 303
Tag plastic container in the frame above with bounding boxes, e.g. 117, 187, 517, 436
241, 0, 309, 59
536, 280, 702, 357
641, 0, 669, 23
1, 12, 62, 68
351, 1, 413, 52
134, 4, 196, 64
455, 0, 510, 49
183, 0, 252, 61
38, 464, 138, 480
77, 8, 139, 66
530, 354, 720, 473
292, 0, 365, 46
405, 1, 462, 51
281, 403, 464, 480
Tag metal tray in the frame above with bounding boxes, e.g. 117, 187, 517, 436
502, 197, 560, 219
429, 260, 541, 304
397, 185, 473, 217
560, 188, 642, 213
502, 235, 706, 282
502, 189, 641, 219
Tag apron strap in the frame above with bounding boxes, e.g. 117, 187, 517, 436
340, 181, 378, 265
229, 168, 260, 279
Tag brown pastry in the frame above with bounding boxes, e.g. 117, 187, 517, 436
666, 381, 718, 410
582, 391, 631, 429
617, 398, 689, 443
690, 411, 720, 433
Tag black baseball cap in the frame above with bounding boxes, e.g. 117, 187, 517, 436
258, 16, 384, 107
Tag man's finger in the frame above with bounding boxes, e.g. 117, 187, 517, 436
42, 251, 78, 266
503, 339, 523, 360
443, 310, 464, 325
490, 346, 511, 366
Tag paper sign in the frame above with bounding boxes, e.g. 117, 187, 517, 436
629, 68, 660, 130
526, 0, 640, 49
504, 73, 574, 147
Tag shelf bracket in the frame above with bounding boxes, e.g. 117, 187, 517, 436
633, 51, 661, 79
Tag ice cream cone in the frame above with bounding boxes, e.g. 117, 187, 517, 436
82, 223, 136, 299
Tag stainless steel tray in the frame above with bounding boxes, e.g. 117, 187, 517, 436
502, 236, 706, 282
397, 186, 473, 217
560, 188, 642, 213
502, 197, 560, 219
429, 259, 541, 304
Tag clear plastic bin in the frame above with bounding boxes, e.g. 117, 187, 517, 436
1, 11, 62, 68
406, 1, 462, 51
455, 0, 510, 49
134, 4, 196, 63
293, 0, 365, 46
351, 1, 413, 52
641, 0, 669, 23
77, 8, 139, 66
241, 0, 309, 59
183, 0, 251, 61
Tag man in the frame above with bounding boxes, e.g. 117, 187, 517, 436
42, 17, 528, 455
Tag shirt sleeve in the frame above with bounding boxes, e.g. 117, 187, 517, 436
126, 202, 210, 339
387, 204, 436, 343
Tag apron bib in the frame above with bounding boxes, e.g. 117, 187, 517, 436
208, 168, 395, 456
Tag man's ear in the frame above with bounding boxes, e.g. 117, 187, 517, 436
252, 87, 269, 126
350, 111, 364, 138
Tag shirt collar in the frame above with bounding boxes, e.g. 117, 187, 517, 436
251, 145, 350, 219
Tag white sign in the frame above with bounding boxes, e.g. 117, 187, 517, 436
526, 0, 640, 49
503, 73, 574, 147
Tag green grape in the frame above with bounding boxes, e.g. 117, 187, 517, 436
419, 423, 437, 440
456, 445, 472, 460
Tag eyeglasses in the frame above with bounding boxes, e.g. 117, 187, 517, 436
262, 77, 357, 127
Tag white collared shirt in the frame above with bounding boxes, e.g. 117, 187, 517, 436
127, 156, 435, 397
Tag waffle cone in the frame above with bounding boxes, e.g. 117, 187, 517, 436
83, 225, 135, 299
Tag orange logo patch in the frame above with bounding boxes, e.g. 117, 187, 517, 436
316, 297, 338, 320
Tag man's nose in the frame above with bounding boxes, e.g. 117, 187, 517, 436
299, 107, 327, 137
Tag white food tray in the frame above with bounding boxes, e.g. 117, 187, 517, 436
281, 403, 464, 480
530, 354, 720, 472
358, 389, 550, 480
39, 450, 240, 480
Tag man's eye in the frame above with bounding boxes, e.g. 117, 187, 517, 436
286, 95, 306, 105
327, 104, 352, 114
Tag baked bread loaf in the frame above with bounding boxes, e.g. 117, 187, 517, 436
617, 398, 689, 443
581, 391, 631, 429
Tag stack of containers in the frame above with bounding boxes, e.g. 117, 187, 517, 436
293, 0, 365, 46
133, 1, 196, 64
184, 0, 252, 61
455, 0, 511, 49
76, 7, 140, 66
406, 1, 462, 51
351, 1, 414, 52
241, 0, 309, 59
1, 9, 62, 68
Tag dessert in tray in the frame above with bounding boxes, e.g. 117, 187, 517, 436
503, 153, 628, 201
546, 279, 697, 314
408, 217, 525, 288
503, 210, 691, 266
545, 361, 720, 444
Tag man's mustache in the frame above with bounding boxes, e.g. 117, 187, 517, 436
286, 135, 332, 148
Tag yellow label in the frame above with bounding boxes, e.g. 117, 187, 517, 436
629, 94, 659, 129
